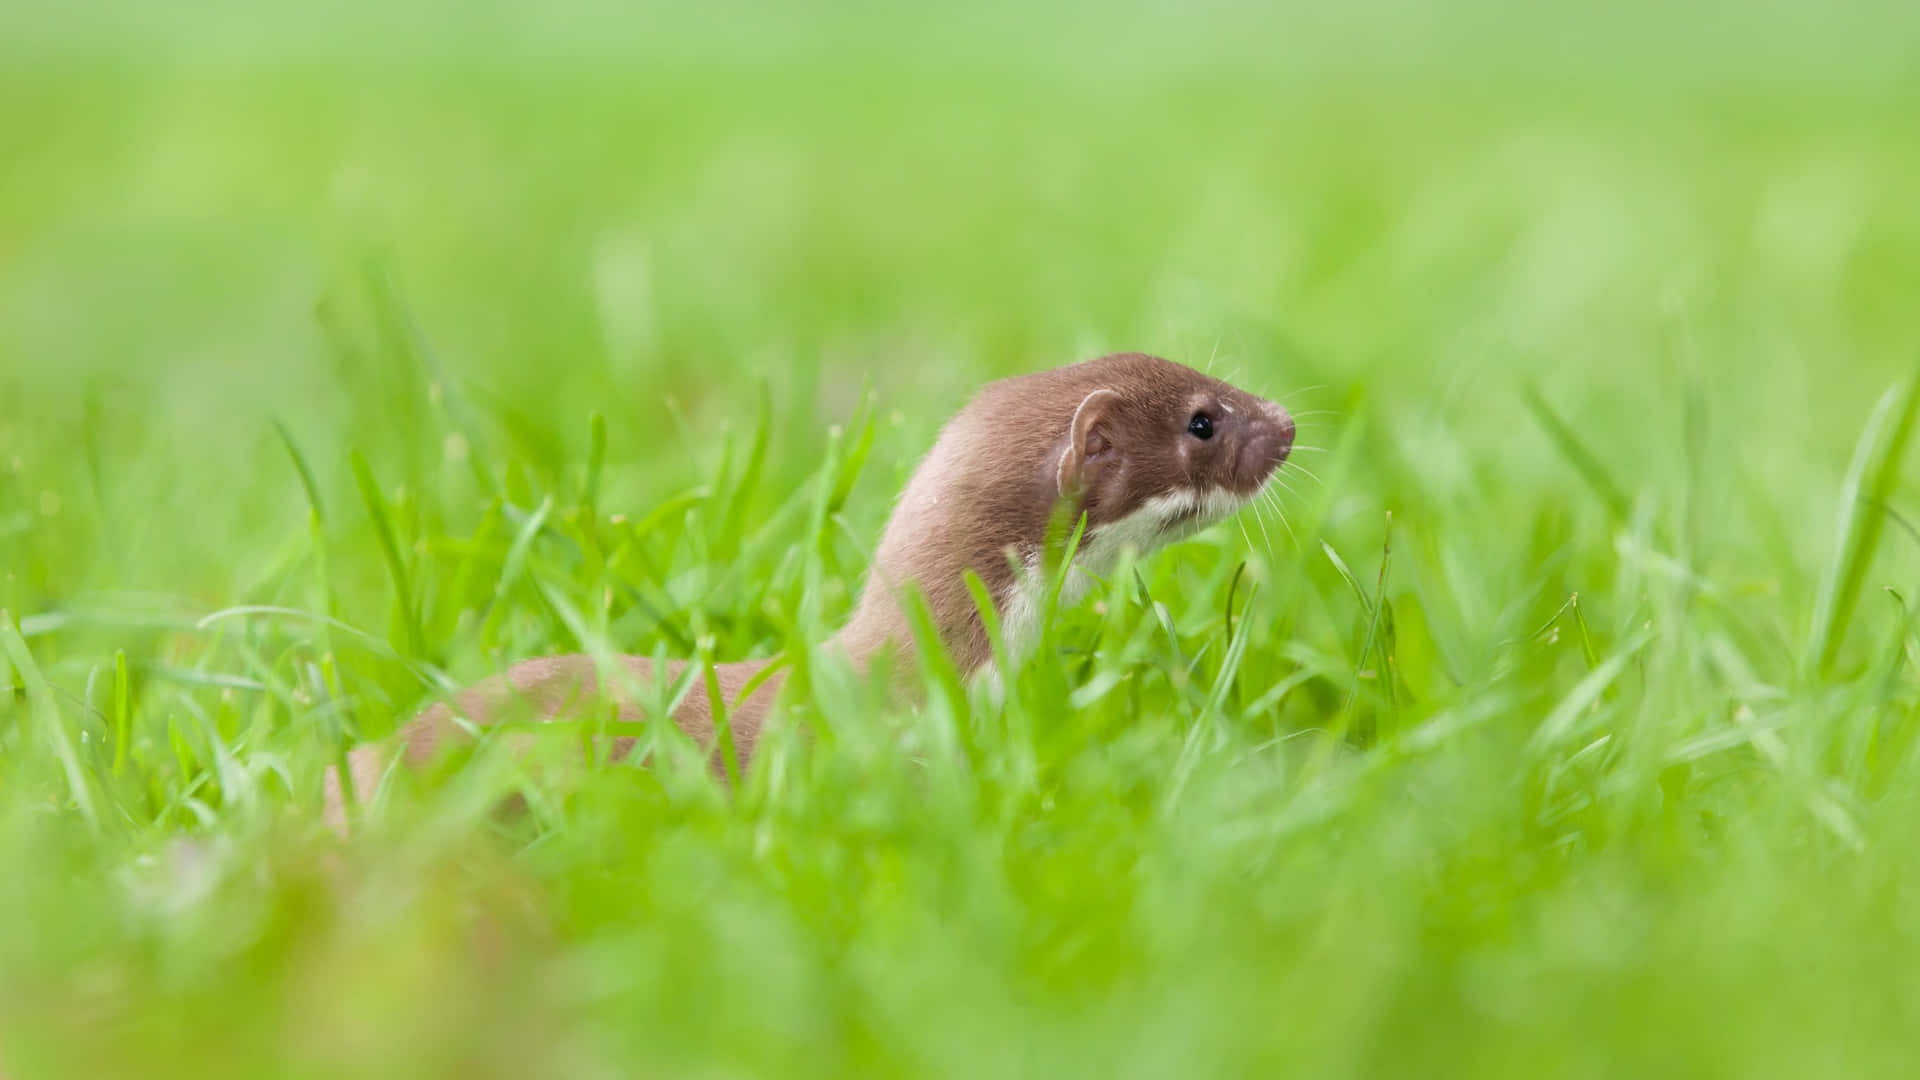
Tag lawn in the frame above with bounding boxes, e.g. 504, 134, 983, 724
4, 2, 1920, 1077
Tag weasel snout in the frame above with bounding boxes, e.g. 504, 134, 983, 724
1264, 399, 1296, 464
1228, 397, 1295, 493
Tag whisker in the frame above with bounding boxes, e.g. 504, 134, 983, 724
1273, 503, 1300, 547
1261, 489, 1300, 547
1253, 499, 1276, 549
1248, 496, 1274, 552
1285, 462, 1328, 488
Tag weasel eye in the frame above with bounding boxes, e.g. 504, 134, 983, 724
1187, 413, 1214, 440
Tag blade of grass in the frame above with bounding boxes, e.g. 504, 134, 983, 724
1571, 594, 1601, 670
532, 579, 706, 770
1223, 561, 1248, 645
1201, 581, 1259, 720
194, 606, 451, 691
717, 384, 771, 547
964, 565, 1035, 774
1042, 508, 1090, 612
696, 636, 740, 787
827, 392, 878, 516
274, 418, 340, 634
964, 569, 1012, 680
1521, 381, 1633, 523
111, 649, 130, 777
1, 627, 14, 706
624, 484, 714, 543
1135, 569, 1187, 671
900, 584, 970, 765
732, 652, 790, 711
1330, 515, 1395, 741
362, 260, 496, 494
273, 419, 327, 524
1809, 366, 1920, 676
807, 425, 847, 557
1527, 627, 1654, 753
1322, 540, 1373, 620
479, 494, 554, 640
350, 450, 426, 659
1, 613, 99, 830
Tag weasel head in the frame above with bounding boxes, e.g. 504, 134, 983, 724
1055, 353, 1295, 559
857, 351, 1298, 675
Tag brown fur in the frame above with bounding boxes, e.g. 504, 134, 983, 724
324, 353, 1293, 833
328, 655, 781, 830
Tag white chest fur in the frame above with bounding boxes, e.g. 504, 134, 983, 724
986, 485, 1249, 679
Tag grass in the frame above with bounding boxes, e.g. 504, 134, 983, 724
5, 2, 1920, 1076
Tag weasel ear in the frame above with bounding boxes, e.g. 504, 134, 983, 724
1057, 388, 1121, 497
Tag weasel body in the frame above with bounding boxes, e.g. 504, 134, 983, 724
326, 353, 1294, 829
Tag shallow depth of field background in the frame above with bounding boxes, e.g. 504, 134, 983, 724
5, 2, 1920, 1077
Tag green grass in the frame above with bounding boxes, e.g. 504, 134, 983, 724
6, 2, 1920, 1076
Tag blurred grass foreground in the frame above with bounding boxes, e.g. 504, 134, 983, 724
5, 1, 1920, 1076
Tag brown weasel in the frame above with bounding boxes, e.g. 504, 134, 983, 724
325, 352, 1294, 830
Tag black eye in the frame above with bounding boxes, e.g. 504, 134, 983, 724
1187, 413, 1214, 440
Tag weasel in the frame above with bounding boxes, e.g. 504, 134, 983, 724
325, 352, 1295, 830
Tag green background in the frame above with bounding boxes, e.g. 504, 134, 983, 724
4, 2, 1919, 1076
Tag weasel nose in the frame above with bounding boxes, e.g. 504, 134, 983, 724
1233, 399, 1296, 488
1262, 399, 1296, 461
